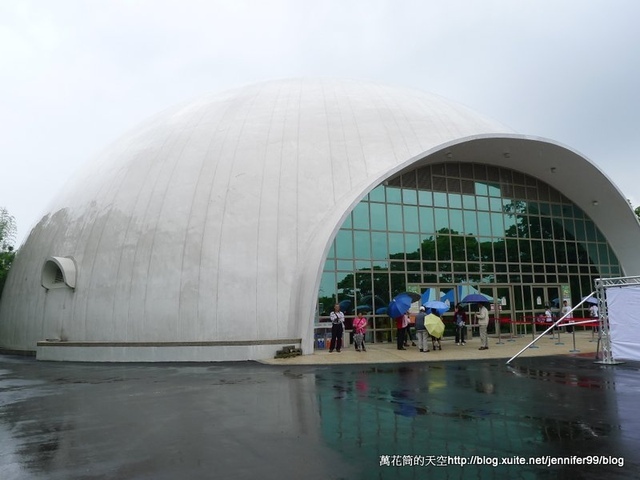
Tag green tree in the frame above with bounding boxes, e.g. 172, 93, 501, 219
0, 208, 17, 297
635, 206, 640, 222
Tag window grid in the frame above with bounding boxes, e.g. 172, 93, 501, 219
319, 162, 621, 343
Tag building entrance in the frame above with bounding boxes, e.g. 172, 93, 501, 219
432, 284, 514, 337
513, 284, 562, 320
418, 284, 571, 337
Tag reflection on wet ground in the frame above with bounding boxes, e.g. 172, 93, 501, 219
0, 354, 638, 479
314, 358, 639, 479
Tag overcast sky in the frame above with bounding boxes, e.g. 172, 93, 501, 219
2, 0, 639, 246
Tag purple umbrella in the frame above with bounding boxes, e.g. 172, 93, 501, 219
461, 293, 491, 304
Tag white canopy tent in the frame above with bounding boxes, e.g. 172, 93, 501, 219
596, 276, 640, 364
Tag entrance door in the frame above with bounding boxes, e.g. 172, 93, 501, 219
516, 285, 562, 321
477, 285, 514, 337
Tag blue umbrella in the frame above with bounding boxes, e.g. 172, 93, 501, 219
461, 293, 490, 304
423, 300, 450, 315
360, 295, 387, 311
339, 299, 353, 313
582, 296, 598, 304
400, 291, 421, 303
421, 288, 437, 305
387, 294, 413, 318
355, 304, 372, 313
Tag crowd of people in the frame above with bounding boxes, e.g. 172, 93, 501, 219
327, 302, 495, 353
326, 299, 599, 354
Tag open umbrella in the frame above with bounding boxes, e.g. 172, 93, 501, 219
360, 295, 387, 311
400, 291, 421, 303
461, 293, 491, 304
442, 284, 494, 304
387, 294, 413, 318
582, 296, 598, 304
423, 300, 450, 315
339, 299, 353, 314
355, 305, 372, 314
424, 314, 445, 338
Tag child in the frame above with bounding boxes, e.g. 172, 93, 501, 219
353, 311, 368, 352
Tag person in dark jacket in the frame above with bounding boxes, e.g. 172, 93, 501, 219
454, 303, 467, 346
396, 312, 408, 350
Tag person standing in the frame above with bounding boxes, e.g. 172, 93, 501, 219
353, 311, 367, 352
396, 313, 407, 350
454, 304, 467, 346
402, 311, 416, 347
544, 304, 558, 336
589, 302, 599, 334
329, 304, 345, 353
562, 300, 573, 333
426, 309, 443, 351
415, 306, 429, 352
544, 305, 553, 323
477, 302, 489, 350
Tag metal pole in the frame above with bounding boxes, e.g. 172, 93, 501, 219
496, 316, 504, 345
554, 320, 564, 346
569, 323, 579, 353
508, 318, 516, 342
529, 316, 539, 348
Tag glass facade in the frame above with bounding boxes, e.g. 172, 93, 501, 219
318, 162, 621, 342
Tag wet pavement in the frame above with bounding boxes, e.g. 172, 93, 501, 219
1, 352, 639, 479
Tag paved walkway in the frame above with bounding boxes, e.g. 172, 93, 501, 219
263, 329, 600, 365
2, 329, 635, 480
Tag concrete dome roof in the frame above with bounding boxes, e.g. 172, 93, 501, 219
2, 78, 637, 361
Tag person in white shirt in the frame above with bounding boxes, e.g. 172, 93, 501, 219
476, 303, 490, 350
562, 300, 573, 333
329, 304, 345, 353
589, 303, 599, 334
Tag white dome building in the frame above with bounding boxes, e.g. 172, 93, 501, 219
1, 78, 639, 362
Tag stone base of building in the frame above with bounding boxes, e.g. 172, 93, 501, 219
35, 339, 302, 362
